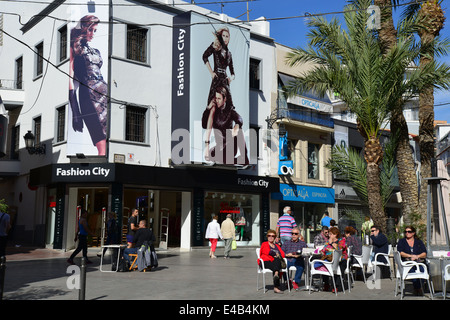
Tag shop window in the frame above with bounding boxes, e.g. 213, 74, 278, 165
58, 25, 68, 62
127, 24, 148, 63
250, 58, 261, 90
56, 105, 66, 143
204, 192, 260, 245
35, 41, 44, 77
125, 105, 147, 143
33, 116, 42, 146
15, 56, 23, 89
10, 125, 20, 160
308, 142, 320, 180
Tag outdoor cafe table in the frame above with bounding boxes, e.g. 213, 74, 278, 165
300, 247, 322, 291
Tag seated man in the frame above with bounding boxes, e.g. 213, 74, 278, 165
370, 225, 389, 263
281, 227, 307, 290
123, 220, 155, 266
313, 226, 329, 247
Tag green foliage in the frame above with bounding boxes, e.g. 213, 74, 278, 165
0, 199, 8, 213
326, 135, 397, 211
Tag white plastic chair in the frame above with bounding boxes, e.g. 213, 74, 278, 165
372, 244, 393, 282
351, 245, 372, 283
344, 246, 354, 292
393, 251, 434, 299
309, 249, 345, 295
443, 263, 450, 300
256, 248, 290, 293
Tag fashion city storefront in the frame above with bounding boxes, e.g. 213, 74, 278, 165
271, 183, 335, 243
29, 163, 279, 251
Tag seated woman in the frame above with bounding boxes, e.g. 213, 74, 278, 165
314, 227, 348, 292
396, 226, 428, 295
344, 226, 362, 256
258, 229, 286, 294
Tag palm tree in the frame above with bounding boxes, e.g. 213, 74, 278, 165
326, 134, 397, 213
413, 1, 445, 223
284, 0, 450, 230
371, 0, 419, 226
375, 0, 446, 229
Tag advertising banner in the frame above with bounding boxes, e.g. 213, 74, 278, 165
0, 96, 7, 157
67, 0, 109, 156
172, 12, 251, 166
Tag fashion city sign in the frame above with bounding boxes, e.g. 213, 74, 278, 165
237, 177, 270, 189
52, 164, 115, 182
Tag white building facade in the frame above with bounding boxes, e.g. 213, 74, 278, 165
0, 0, 279, 250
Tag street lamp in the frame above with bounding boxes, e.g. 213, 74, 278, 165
23, 130, 46, 155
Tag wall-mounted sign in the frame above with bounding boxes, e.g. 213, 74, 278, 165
272, 183, 335, 204
52, 163, 115, 182
171, 11, 251, 166
278, 160, 293, 175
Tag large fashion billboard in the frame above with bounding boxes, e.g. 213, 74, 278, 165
171, 12, 251, 166
67, 0, 109, 156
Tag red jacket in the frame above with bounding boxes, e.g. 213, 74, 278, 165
258, 241, 285, 265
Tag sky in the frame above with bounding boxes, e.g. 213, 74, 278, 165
196, 0, 450, 123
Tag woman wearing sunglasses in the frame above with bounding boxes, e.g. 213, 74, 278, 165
396, 226, 428, 295
258, 229, 286, 293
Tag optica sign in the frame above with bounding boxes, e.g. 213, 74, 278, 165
271, 183, 335, 204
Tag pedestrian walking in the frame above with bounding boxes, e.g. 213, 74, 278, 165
205, 215, 222, 258
0, 211, 11, 257
221, 214, 235, 259
276, 206, 297, 245
67, 209, 94, 265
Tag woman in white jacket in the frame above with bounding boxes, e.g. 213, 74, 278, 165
205, 215, 223, 258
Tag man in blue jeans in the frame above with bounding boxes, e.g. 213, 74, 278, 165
282, 227, 307, 290
123, 220, 155, 267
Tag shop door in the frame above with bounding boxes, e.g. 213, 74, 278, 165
77, 188, 108, 247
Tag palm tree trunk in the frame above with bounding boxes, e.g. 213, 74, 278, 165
364, 135, 386, 231
417, 2, 445, 229
391, 108, 419, 225
375, 0, 420, 226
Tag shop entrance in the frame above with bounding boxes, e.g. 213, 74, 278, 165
123, 188, 182, 248
279, 202, 327, 243
76, 187, 108, 247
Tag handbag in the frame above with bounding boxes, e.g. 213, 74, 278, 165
279, 257, 286, 269
231, 239, 237, 250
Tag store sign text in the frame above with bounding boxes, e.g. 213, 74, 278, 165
237, 178, 269, 188
56, 167, 111, 178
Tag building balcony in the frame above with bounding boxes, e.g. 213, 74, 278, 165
0, 79, 25, 109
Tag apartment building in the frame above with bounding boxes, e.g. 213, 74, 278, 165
0, 0, 279, 250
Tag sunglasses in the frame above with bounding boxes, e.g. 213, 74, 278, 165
267, 235, 276, 238
405, 230, 414, 234
292, 232, 299, 235
370, 230, 376, 232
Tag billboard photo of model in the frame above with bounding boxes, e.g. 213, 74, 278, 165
68, 14, 108, 156
200, 26, 248, 165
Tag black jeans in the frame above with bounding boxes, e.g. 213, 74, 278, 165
263, 258, 283, 287
70, 235, 88, 260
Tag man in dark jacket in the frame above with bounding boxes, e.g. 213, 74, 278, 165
370, 225, 389, 263
123, 220, 155, 266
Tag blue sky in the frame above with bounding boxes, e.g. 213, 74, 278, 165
197, 0, 450, 122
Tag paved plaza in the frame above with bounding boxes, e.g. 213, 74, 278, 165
2, 245, 444, 305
